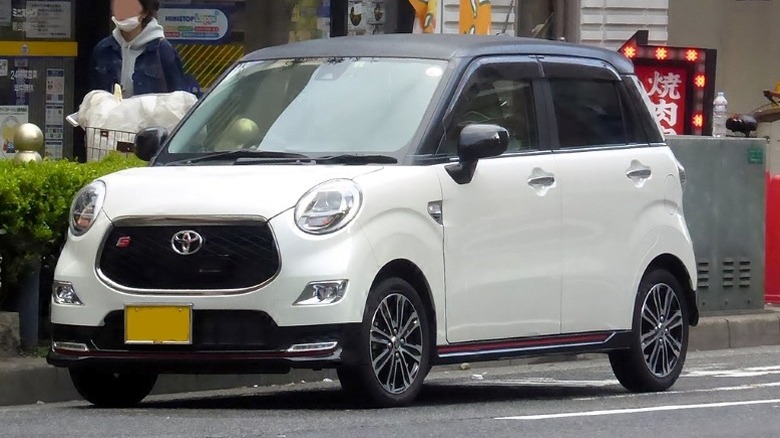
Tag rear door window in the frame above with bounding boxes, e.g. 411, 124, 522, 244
542, 57, 643, 149
549, 79, 626, 148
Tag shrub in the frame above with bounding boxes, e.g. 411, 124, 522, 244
0, 154, 146, 306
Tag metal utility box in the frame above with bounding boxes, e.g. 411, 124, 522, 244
668, 136, 767, 314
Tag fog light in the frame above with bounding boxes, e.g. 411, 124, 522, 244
52, 341, 89, 352
53, 281, 83, 305
287, 342, 338, 353
294, 280, 348, 305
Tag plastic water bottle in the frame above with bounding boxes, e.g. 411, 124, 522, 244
712, 91, 728, 137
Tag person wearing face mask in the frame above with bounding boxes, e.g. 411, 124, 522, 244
89, 0, 193, 98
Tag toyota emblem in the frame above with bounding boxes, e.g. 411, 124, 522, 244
171, 230, 204, 255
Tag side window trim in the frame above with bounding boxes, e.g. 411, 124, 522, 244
623, 75, 664, 144
532, 76, 557, 153
538, 56, 622, 81
615, 79, 649, 146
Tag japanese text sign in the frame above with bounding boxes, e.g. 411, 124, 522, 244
619, 31, 717, 136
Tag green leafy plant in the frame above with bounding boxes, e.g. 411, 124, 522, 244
0, 154, 145, 306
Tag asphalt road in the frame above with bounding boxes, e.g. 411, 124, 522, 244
3, 346, 780, 437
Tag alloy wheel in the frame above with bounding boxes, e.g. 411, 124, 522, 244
640, 282, 684, 378
369, 292, 424, 394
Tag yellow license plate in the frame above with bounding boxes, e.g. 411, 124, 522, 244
125, 305, 192, 345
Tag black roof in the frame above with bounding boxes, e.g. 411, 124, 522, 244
242, 34, 635, 74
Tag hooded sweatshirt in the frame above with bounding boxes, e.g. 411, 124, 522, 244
113, 18, 166, 98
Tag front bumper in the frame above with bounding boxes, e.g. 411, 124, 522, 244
48, 316, 360, 373
52, 210, 380, 329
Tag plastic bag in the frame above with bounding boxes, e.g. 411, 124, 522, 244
76, 90, 197, 133
74, 90, 197, 161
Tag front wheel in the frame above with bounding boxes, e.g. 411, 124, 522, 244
338, 277, 431, 407
70, 368, 157, 408
609, 269, 690, 392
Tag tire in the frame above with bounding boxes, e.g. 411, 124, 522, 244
609, 268, 690, 392
338, 277, 431, 407
69, 368, 157, 408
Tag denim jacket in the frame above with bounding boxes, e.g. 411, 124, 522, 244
90, 35, 191, 96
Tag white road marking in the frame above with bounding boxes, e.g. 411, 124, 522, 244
572, 381, 780, 401
496, 398, 780, 420
684, 365, 780, 378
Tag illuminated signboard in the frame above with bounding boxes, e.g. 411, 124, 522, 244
158, 8, 231, 43
619, 31, 717, 136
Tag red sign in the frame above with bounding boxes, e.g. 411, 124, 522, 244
619, 31, 717, 136
635, 65, 688, 136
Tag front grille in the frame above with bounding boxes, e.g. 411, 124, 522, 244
98, 223, 280, 290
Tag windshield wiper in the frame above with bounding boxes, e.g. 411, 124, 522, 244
314, 154, 398, 165
164, 150, 312, 166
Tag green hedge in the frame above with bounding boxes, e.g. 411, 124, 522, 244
0, 154, 146, 306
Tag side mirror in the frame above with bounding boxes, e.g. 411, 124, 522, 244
134, 127, 169, 161
446, 124, 509, 185
457, 124, 509, 161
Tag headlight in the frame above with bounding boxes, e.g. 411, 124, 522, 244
69, 181, 106, 236
294, 179, 362, 235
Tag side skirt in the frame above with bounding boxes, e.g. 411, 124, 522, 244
433, 331, 633, 365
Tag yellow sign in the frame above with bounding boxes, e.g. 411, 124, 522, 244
125, 305, 192, 344
459, 0, 492, 35
175, 43, 245, 91
408, 0, 438, 33
0, 41, 78, 57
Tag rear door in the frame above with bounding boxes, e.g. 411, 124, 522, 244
540, 57, 672, 333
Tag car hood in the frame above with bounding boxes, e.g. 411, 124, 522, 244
99, 165, 382, 220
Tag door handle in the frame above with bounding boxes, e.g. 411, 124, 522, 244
527, 175, 556, 187
626, 167, 652, 180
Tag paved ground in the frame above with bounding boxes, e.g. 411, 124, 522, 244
2, 346, 780, 437
1, 306, 780, 407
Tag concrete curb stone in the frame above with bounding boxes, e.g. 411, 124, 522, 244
689, 317, 731, 351
0, 312, 20, 357
0, 357, 338, 406
726, 313, 780, 348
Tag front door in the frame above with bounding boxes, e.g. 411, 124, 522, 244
438, 58, 562, 343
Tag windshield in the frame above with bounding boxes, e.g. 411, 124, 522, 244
161, 57, 448, 163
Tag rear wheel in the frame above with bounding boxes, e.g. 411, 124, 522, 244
337, 277, 430, 407
610, 269, 689, 392
69, 368, 157, 408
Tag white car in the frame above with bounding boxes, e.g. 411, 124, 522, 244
49, 34, 698, 408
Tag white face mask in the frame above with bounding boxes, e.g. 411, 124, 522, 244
112, 15, 142, 32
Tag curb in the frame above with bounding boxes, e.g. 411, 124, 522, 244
689, 311, 780, 350
0, 358, 338, 406
1, 309, 778, 407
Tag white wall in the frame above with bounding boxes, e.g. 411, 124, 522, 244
668, 0, 780, 115
577, 0, 668, 49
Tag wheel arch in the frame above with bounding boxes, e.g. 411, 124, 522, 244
371, 259, 438, 353
647, 253, 699, 326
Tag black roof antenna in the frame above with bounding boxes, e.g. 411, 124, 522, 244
499, 0, 515, 35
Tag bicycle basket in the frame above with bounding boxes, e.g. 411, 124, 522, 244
85, 127, 135, 162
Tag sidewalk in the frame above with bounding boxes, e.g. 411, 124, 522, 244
1, 307, 779, 407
